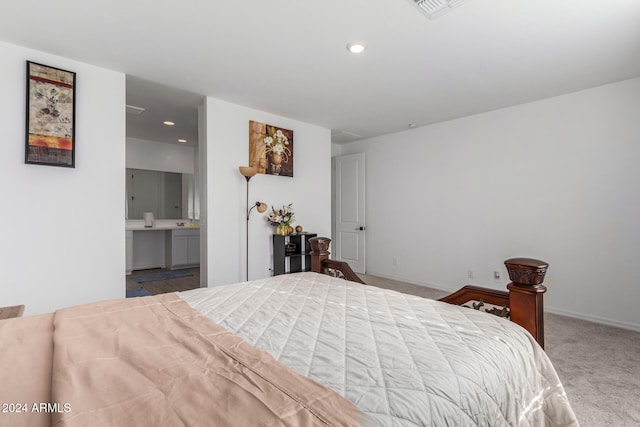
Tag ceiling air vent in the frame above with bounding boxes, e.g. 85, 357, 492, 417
126, 104, 146, 115
331, 130, 363, 144
408, 0, 470, 20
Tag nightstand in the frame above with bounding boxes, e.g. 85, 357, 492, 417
272, 233, 317, 276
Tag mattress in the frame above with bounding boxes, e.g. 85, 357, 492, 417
180, 272, 579, 426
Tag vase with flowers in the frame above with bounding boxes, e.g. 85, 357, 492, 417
264, 127, 291, 175
267, 203, 295, 235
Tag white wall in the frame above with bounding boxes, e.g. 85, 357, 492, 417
0, 41, 126, 315
339, 78, 640, 331
126, 137, 195, 174
205, 98, 332, 285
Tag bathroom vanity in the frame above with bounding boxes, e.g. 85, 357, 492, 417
126, 221, 200, 274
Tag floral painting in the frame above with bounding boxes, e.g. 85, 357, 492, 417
249, 120, 293, 177
25, 61, 76, 167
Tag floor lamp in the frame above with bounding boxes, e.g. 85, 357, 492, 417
239, 166, 267, 281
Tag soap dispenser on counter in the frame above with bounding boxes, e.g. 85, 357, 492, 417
143, 211, 155, 228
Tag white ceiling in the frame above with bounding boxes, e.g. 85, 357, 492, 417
2, 0, 640, 144
126, 76, 201, 146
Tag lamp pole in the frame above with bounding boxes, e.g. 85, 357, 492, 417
243, 174, 252, 281
238, 166, 266, 281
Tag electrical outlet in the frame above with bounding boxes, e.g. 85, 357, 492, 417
467, 270, 473, 279
392, 257, 399, 266
494, 271, 501, 280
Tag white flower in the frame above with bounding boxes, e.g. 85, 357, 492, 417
267, 204, 295, 226
263, 127, 292, 163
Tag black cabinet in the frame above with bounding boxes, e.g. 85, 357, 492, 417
272, 233, 317, 276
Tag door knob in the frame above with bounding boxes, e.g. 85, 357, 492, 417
357, 226, 366, 231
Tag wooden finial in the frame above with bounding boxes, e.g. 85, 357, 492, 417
309, 237, 331, 273
504, 258, 548, 286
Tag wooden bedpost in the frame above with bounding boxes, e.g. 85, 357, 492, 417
309, 236, 331, 273
505, 258, 548, 349
309, 237, 366, 284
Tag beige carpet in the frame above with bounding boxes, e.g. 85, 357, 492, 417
545, 313, 640, 426
127, 270, 640, 426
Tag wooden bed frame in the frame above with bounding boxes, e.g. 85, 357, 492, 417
308, 237, 548, 349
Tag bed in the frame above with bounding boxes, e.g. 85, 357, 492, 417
0, 237, 579, 426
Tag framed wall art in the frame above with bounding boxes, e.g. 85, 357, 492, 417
249, 120, 293, 177
25, 61, 76, 167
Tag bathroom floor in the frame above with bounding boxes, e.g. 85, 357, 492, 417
126, 267, 201, 295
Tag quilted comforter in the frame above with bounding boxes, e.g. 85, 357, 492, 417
181, 272, 579, 426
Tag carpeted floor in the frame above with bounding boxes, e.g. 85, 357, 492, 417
125, 269, 640, 426
545, 313, 640, 426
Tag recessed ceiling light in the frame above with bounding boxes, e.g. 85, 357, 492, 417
178, 139, 187, 143
163, 121, 175, 126
346, 41, 367, 54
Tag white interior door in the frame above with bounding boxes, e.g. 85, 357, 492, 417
334, 153, 365, 273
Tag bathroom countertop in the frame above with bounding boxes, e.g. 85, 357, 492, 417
126, 220, 200, 231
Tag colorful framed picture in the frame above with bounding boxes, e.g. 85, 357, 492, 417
25, 61, 76, 167
249, 120, 294, 177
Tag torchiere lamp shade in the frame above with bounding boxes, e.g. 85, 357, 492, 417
239, 166, 257, 179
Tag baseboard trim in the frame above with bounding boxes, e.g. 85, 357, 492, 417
545, 306, 640, 332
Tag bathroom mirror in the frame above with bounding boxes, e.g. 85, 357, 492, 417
126, 168, 197, 220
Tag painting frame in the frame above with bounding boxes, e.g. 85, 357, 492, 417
25, 61, 76, 168
249, 120, 294, 177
